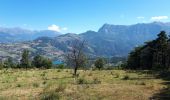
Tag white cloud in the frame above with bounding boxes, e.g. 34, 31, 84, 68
62, 27, 68, 31
137, 16, 145, 19
48, 24, 61, 32
48, 24, 68, 32
151, 16, 168, 21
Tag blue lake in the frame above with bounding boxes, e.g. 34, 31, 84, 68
52, 60, 63, 65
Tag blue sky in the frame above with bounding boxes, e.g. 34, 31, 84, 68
0, 0, 170, 33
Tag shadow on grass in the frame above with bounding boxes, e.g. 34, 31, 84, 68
125, 70, 156, 75
126, 70, 170, 100
150, 71, 170, 100
128, 77, 156, 80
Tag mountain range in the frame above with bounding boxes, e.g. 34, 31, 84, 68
0, 27, 61, 43
0, 22, 170, 61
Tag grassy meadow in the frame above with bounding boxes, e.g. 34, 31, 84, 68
0, 69, 169, 100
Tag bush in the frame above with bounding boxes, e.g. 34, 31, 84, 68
77, 77, 87, 84
40, 91, 59, 100
42, 81, 47, 85
41, 72, 46, 77
16, 84, 21, 87
88, 73, 93, 76
57, 69, 61, 72
158, 71, 170, 79
94, 58, 105, 70
32, 55, 52, 69
122, 75, 130, 80
33, 83, 39, 88
136, 81, 146, 85
92, 77, 101, 84
57, 64, 64, 69
65, 70, 69, 72
114, 73, 120, 78
55, 84, 66, 92
40, 84, 65, 100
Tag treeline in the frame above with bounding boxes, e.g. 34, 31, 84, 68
0, 50, 52, 69
126, 31, 170, 70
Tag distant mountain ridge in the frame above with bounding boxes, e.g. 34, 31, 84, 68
1, 22, 170, 61
31, 22, 170, 57
0, 27, 61, 43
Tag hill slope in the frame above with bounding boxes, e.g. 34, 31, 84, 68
0, 27, 61, 43
1, 22, 170, 60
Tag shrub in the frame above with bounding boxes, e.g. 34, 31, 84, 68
158, 71, 170, 79
110, 72, 113, 75
32, 55, 52, 69
92, 77, 101, 84
114, 73, 119, 78
16, 84, 21, 87
42, 77, 48, 80
88, 73, 93, 76
65, 70, 68, 72
122, 75, 130, 80
77, 77, 87, 84
33, 83, 39, 88
136, 81, 146, 85
94, 58, 105, 70
72, 73, 79, 78
57, 64, 64, 69
42, 81, 47, 85
41, 72, 46, 77
40, 83, 66, 100
40, 91, 59, 100
55, 84, 66, 92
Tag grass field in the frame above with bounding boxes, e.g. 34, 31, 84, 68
0, 69, 169, 100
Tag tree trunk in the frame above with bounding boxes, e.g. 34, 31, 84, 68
74, 66, 78, 76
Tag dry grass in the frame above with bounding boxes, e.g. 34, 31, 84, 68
0, 69, 167, 100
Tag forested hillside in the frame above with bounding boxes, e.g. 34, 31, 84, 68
127, 31, 170, 70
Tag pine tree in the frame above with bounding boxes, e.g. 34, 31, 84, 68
127, 31, 169, 70
152, 31, 168, 70
126, 47, 142, 69
20, 49, 31, 68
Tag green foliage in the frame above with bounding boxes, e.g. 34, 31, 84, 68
127, 31, 170, 70
20, 49, 31, 68
32, 55, 52, 69
111, 57, 126, 64
92, 77, 101, 84
135, 81, 146, 85
77, 77, 87, 84
57, 64, 65, 69
94, 58, 105, 70
32, 55, 43, 68
57, 69, 61, 72
16, 84, 21, 87
40, 83, 66, 100
32, 83, 39, 88
41, 58, 52, 69
0, 62, 3, 69
40, 92, 59, 100
55, 83, 66, 92
127, 47, 142, 69
114, 73, 120, 78
3, 57, 16, 68
122, 75, 130, 80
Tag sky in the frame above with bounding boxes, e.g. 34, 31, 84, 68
0, 0, 170, 33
